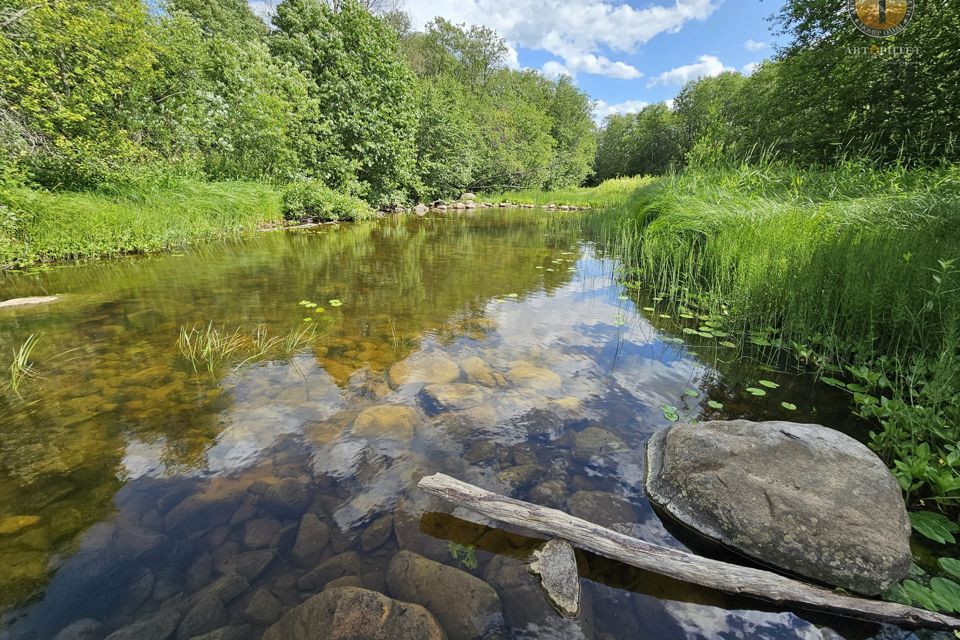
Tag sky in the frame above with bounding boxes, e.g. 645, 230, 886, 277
398, 0, 788, 122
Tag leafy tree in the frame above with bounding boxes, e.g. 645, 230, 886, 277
544, 76, 597, 188
414, 77, 477, 200
167, 0, 267, 43
270, 0, 419, 203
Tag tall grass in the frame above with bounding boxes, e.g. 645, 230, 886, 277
601, 162, 960, 508
1, 180, 282, 268
484, 175, 654, 208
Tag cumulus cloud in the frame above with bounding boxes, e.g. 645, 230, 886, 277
592, 99, 649, 124
741, 61, 761, 76
647, 54, 733, 87
402, 0, 719, 79
744, 39, 767, 52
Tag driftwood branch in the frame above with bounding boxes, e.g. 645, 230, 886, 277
418, 473, 960, 630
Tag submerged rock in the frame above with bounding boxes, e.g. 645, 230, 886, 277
352, 405, 420, 441
297, 551, 360, 591
262, 587, 445, 640
572, 427, 627, 460
388, 354, 461, 387
291, 513, 330, 566
528, 538, 580, 617
645, 420, 912, 595
104, 610, 181, 640
460, 356, 499, 388
418, 383, 485, 415
505, 361, 562, 390
387, 550, 503, 640
568, 491, 637, 530
53, 619, 104, 640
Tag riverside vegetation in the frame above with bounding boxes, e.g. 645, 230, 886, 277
0, 0, 596, 268
2, 0, 960, 632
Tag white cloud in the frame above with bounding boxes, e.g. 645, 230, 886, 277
647, 54, 733, 87
664, 98, 675, 110
592, 99, 648, 124
542, 60, 573, 79
741, 61, 761, 76
744, 39, 767, 52
402, 0, 719, 79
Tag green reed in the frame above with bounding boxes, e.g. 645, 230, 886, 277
6, 332, 42, 396
177, 322, 321, 378
598, 161, 960, 509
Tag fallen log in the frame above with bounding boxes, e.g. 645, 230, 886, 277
418, 473, 960, 630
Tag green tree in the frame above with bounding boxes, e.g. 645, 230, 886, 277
544, 76, 597, 188
270, 0, 419, 203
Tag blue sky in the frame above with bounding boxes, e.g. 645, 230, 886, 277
398, 0, 787, 121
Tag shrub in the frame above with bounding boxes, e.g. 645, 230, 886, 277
281, 180, 374, 222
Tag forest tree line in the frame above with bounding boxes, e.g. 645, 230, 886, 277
0, 0, 597, 206
594, 0, 960, 181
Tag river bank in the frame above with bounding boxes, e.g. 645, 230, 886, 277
591, 162, 960, 515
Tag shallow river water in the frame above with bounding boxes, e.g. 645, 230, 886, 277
0, 210, 924, 639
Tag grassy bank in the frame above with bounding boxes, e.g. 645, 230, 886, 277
0, 180, 282, 269
600, 163, 960, 510
484, 175, 653, 208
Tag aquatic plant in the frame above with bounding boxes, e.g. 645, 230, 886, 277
177, 323, 247, 377
6, 333, 41, 396
177, 322, 322, 378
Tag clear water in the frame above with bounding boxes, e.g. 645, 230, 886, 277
0, 210, 909, 639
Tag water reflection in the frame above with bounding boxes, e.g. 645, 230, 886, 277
0, 210, 892, 639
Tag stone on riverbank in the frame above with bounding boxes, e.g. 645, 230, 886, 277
528, 538, 580, 617
262, 587, 445, 640
645, 420, 912, 595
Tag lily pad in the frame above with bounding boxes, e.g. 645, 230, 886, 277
745, 387, 767, 396
683, 388, 699, 398
659, 404, 680, 422
758, 380, 780, 389
720, 341, 737, 348
328, 299, 343, 307
781, 402, 797, 411
707, 400, 724, 410
820, 376, 847, 389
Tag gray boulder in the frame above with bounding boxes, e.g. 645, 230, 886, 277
262, 587, 445, 640
387, 550, 502, 640
645, 420, 912, 595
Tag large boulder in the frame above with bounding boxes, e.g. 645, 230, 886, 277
351, 405, 420, 441
645, 420, 912, 595
262, 587, 445, 640
387, 551, 502, 640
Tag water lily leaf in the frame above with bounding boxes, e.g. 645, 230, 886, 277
315, 308, 325, 313
682, 327, 698, 335
846, 383, 869, 393
683, 388, 699, 398
535, 266, 544, 269
545, 268, 555, 272
911, 511, 959, 544
720, 341, 737, 348
939, 557, 960, 580
707, 400, 724, 410
710, 330, 729, 337
781, 402, 797, 411
930, 578, 960, 613
758, 380, 780, 389
302, 317, 313, 322
659, 404, 680, 422
679, 313, 695, 319
750, 337, 772, 346
643, 306, 655, 312
328, 299, 343, 307
746, 387, 767, 396
659, 313, 671, 319
695, 331, 714, 338
698, 326, 714, 334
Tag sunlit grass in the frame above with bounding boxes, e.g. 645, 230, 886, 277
2, 180, 282, 268
483, 175, 654, 208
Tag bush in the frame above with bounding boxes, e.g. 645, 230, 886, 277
281, 180, 374, 222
